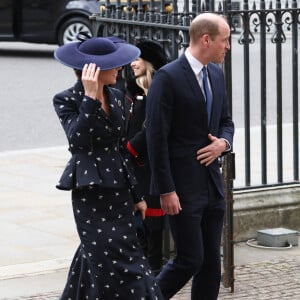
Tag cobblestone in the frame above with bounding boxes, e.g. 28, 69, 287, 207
2, 257, 299, 300
172, 257, 300, 300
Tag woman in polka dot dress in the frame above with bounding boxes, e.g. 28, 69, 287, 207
53, 37, 163, 300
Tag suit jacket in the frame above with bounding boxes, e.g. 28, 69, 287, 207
146, 54, 234, 201
53, 80, 137, 193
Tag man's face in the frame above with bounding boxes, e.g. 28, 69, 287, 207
208, 22, 231, 64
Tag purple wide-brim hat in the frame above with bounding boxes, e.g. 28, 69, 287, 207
54, 37, 140, 70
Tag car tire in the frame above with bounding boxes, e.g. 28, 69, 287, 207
58, 17, 93, 45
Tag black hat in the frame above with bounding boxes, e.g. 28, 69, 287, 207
54, 37, 140, 70
136, 40, 168, 70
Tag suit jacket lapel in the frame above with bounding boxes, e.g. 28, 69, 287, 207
206, 64, 219, 126
107, 87, 126, 133
179, 55, 206, 106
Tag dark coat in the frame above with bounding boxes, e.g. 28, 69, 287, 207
53, 80, 138, 198
125, 78, 148, 162
125, 79, 163, 212
146, 54, 234, 200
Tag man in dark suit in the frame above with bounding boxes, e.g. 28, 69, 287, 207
146, 13, 234, 300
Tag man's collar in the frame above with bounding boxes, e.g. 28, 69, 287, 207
185, 48, 204, 76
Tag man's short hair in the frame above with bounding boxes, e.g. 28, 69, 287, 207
189, 13, 227, 43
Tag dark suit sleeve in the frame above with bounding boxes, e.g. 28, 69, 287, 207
219, 90, 234, 151
127, 124, 147, 158
213, 68, 234, 149
146, 70, 175, 196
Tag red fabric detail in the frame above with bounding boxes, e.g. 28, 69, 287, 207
127, 141, 138, 158
145, 208, 166, 217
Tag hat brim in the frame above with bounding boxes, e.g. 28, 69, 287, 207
54, 40, 140, 70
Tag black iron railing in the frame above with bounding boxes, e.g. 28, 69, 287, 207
90, 0, 300, 189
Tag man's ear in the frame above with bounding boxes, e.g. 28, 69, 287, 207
200, 34, 210, 47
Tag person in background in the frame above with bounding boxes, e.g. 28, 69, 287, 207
146, 13, 234, 299
125, 40, 169, 275
53, 36, 163, 299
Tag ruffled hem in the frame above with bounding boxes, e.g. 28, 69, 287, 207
56, 153, 137, 191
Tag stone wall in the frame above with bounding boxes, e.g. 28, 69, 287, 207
233, 184, 300, 241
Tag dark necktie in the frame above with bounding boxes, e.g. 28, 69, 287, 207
202, 66, 212, 124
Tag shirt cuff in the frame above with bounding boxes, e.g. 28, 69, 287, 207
221, 138, 231, 152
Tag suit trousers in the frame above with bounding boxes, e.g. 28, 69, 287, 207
156, 193, 225, 300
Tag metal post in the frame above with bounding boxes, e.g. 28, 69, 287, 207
222, 152, 235, 292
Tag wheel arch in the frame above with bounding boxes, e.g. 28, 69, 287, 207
55, 10, 92, 42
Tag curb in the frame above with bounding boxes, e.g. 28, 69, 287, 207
0, 146, 67, 157
0, 258, 71, 281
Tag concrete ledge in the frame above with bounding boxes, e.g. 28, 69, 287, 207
0, 257, 71, 280
233, 184, 300, 241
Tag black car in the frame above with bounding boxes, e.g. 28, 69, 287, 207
0, 0, 172, 45
0, 0, 100, 45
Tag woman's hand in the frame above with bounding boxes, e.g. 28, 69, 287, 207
134, 200, 147, 220
82, 63, 100, 99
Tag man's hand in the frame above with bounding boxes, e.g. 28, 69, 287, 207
196, 134, 227, 166
160, 192, 182, 215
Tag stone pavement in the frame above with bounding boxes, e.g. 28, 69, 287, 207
2, 254, 300, 299
0, 146, 300, 299
176, 256, 300, 300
